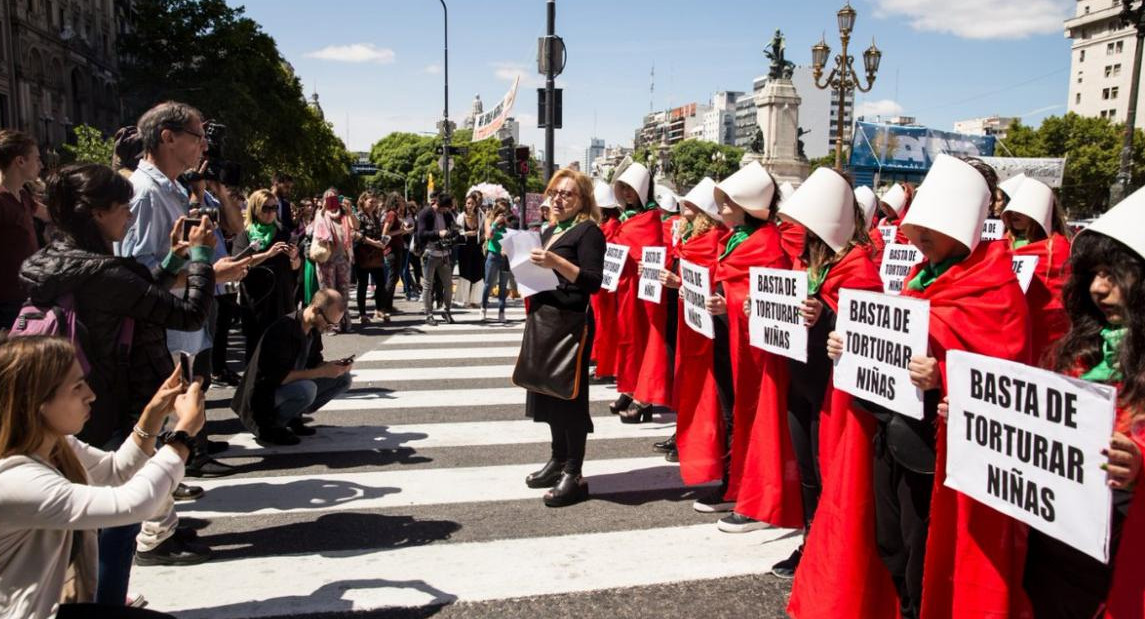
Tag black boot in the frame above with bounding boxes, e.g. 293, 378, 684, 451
525, 459, 566, 488
653, 432, 677, 453
609, 393, 633, 415
620, 403, 653, 424
543, 472, 589, 507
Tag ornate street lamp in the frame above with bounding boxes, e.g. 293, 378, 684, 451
1111, 1, 1145, 206
811, 2, 881, 169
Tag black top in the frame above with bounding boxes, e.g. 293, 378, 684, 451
415, 206, 456, 250
233, 227, 296, 324
231, 310, 325, 435
531, 220, 606, 312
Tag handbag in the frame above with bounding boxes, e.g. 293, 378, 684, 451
308, 215, 334, 264
512, 304, 589, 400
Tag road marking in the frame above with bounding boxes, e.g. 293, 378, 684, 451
375, 333, 523, 346
318, 385, 617, 411
358, 347, 521, 362
349, 365, 518, 382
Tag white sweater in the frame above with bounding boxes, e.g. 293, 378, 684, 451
0, 437, 185, 619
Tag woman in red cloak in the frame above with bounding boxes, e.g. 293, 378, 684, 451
875, 182, 915, 246
590, 180, 623, 380
1022, 191, 1145, 619
1001, 178, 1073, 367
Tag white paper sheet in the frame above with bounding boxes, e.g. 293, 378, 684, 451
501, 230, 559, 298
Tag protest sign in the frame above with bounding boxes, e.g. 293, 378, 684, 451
945, 350, 1117, 562
981, 219, 1005, 241
1012, 255, 1039, 293
880, 243, 925, 295
748, 267, 808, 362
834, 289, 930, 419
601, 243, 629, 292
878, 225, 897, 245
638, 246, 667, 303
679, 259, 714, 339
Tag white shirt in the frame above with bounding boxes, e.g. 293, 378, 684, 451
0, 437, 185, 619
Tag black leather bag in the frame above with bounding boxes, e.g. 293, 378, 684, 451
513, 304, 589, 400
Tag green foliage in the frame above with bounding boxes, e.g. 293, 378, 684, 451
61, 125, 114, 165
118, 0, 354, 195
998, 113, 1145, 218
667, 140, 744, 189
807, 153, 836, 172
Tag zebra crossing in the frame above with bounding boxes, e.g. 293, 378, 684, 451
130, 300, 800, 617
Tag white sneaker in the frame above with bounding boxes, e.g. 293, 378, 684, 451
717, 512, 771, 533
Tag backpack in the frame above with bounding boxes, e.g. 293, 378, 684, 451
9, 293, 134, 374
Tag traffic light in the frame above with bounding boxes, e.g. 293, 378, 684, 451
514, 146, 530, 176
497, 137, 516, 173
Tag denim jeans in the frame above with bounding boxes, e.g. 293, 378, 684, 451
482, 253, 510, 311
273, 373, 353, 426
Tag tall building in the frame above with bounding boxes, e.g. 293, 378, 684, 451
953, 116, 1019, 139
701, 90, 741, 145
584, 137, 604, 173
734, 76, 767, 149
590, 144, 633, 180
635, 103, 709, 148
1065, 1, 1141, 121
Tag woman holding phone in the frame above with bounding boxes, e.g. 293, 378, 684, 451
232, 189, 300, 363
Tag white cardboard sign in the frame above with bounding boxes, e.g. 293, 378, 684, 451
945, 350, 1117, 563
878, 225, 897, 245
880, 243, 925, 296
1012, 255, 1040, 293
981, 219, 1005, 241
601, 243, 630, 292
679, 259, 715, 339
748, 267, 808, 362
834, 289, 930, 419
638, 246, 667, 303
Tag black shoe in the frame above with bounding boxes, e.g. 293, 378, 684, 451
425, 315, 438, 326
288, 419, 317, 436
653, 433, 677, 453
619, 403, 653, 424
665, 448, 679, 463
134, 534, 213, 566
255, 427, 300, 446
543, 472, 589, 507
210, 368, 242, 387
525, 459, 567, 488
444, 312, 456, 324
172, 483, 204, 502
609, 393, 633, 415
185, 456, 240, 478
770, 547, 803, 579
717, 512, 770, 533
206, 440, 229, 455
692, 484, 734, 513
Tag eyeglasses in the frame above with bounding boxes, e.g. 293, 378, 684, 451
548, 189, 578, 201
261, 206, 278, 213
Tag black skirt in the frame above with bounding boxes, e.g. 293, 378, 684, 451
525, 307, 595, 433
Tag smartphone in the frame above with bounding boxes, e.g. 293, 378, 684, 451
335, 355, 355, 366
181, 218, 203, 241
178, 352, 194, 385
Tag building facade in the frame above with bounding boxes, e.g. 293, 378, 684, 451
583, 136, 604, 173
701, 90, 741, 145
1065, 0, 1141, 122
953, 115, 1019, 139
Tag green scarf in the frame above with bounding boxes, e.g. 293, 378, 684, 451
248, 220, 278, 251
906, 256, 963, 292
1011, 238, 1031, 250
719, 222, 759, 260
679, 221, 695, 243
553, 217, 577, 232
619, 208, 639, 222
807, 265, 831, 296
1080, 326, 1128, 383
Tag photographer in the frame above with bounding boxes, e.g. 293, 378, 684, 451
231, 289, 353, 446
233, 189, 300, 363
416, 193, 458, 325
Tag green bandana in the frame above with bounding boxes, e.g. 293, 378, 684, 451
720, 222, 759, 261
1080, 326, 1128, 383
807, 265, 831, 296
906, 256, 963, 292
248, 220, 278, 252
1011, 238, 1031, 250
619, 208, 639, 222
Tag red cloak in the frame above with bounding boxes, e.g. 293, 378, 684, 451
713, 223, 794, 513
903, 241, 1033, 619
591, 217, 623, 377
634, 215, 680, 405
1014, 233, 1071, 367
788, 244, 900, 619
1105, 409, 1145, 619
613, 210, 665, 394
780, 221, 807, 267
673, 226, 727, 484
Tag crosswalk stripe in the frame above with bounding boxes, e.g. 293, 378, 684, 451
218, 415, 675, 457
394, 321, 525, 332
375, 333, 522, 346
131, 524, 800, 619
349, 364, 518, 382
175, 456, 688, 519
357, 346, 521, 362
322, 385, 617, 411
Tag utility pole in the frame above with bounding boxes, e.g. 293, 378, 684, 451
439, 0, 451, 193
543, 0, 556, 182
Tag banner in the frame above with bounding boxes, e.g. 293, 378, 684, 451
638, 246, 666, 303
1012, 255, 1039, 293
850, 121, 996, 174
748, 267, 808, 362
981, 219, 1005, 241
978, 156, 1067, 189
601, 243, 629, 292
680, 259, 714, 339
473, 76, 521, 141
834, 289, 930, 419
525, 193, 545, 227
880, 243, 925, 295
945, 350, 1117, 562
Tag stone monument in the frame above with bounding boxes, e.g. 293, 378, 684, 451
741, 30, 809, 186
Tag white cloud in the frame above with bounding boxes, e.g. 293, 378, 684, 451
855, 99, 905, 118
305, 43, 396, 64
425, 63, 442, 75
872, 0, 1072, 39
492, 62, 541, 87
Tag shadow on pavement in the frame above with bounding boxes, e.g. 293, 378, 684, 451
182, 478, 398, 515
181, 578, 457, 619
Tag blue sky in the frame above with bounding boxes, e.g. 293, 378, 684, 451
229, 0, 1075, 165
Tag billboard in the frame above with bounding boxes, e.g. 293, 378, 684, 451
849, 121, 997, 174
977, 156, 1067, 189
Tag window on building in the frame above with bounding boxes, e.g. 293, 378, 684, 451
1085, 5, 1090, 13
1112, 86, 1120, 98
1104, 88, 1111, 99
1106, 65, 1113, 77
1117, 41, 1125, 53
1114, 63, 1122, 76
1081, 49, 1087, 62
1110, 109, 1118, 119
1077, 93, 1082, 104
1100, 110, 1108, 119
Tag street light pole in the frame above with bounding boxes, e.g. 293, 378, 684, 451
544, 0, 556, 182
810, 3, 881, 170
1112, 1, 1145, 206
439, 0, 451, 193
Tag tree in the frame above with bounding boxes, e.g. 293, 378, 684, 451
61, 125, 114, 165
668, 140, 744, 188
119, 0, 354, 195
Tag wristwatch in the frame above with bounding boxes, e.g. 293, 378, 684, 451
158, 430, 195, 463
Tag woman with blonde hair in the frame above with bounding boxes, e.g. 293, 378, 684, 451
232, 189, 300, 362
0, 335, 205, 618
517, 168, 605, 507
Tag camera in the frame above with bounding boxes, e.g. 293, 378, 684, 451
202, 121, 243, 186
436, 223, 466, 249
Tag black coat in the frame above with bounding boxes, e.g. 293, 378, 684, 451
233, 228, 296, 327
415, 206, 455, 252
20, 237, 215, 446
231, 310, 325, 436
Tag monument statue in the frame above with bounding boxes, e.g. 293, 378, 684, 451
796, 127, 811, 160
764, 29, 796, 81
750, 127, 765, 155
